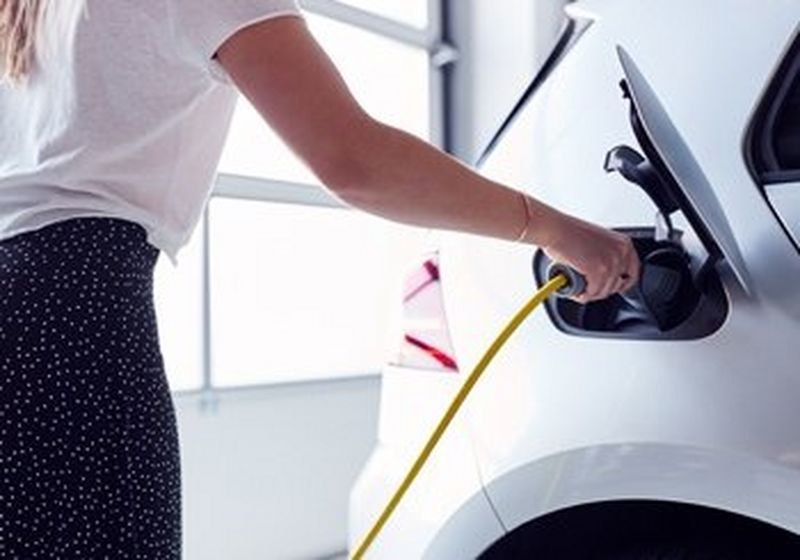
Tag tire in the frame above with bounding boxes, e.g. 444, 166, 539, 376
478, 501, 800, 560
593, 539, 794, 560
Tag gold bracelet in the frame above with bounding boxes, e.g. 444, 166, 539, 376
514, 192, 532, 243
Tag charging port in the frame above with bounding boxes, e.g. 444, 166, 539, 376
532, 77, 729, 341
533, 228, 727, 340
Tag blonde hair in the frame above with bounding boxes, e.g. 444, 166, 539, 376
0, 0, 46, 82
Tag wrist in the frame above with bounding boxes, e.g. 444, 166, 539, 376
522, 197, 564, 248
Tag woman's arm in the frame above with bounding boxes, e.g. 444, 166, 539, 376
215, 16, 639, 301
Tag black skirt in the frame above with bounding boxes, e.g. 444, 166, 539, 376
0, 217, 181, 559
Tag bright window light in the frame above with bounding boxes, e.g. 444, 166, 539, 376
337, 0, 429, 29
208, 197, 426, 387
217, 13, 430, 183
153, 220, 205, 392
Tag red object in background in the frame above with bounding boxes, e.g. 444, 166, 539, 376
391, 253, 459, 372
404, 334, 458, 370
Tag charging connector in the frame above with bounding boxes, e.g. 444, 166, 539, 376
547, 262, 587, 298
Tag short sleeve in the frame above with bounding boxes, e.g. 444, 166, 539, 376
168, 0, 303, 83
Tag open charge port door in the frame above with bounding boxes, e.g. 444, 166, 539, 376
533, 55, 731, 341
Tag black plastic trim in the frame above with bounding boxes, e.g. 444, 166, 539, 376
747, 26, 800, 178
744, 25, 800, 255
761, 169, 800, 184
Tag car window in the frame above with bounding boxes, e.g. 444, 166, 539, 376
749, 31, 800, 182
747, 29, 800, 254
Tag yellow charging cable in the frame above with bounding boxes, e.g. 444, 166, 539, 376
350, 274, 569, 559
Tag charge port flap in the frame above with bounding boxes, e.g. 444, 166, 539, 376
616, 46, 752, 293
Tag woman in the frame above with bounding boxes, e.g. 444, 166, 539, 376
0, 0, 640, 557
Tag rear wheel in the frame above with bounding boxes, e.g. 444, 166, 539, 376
478, 500, 800, 560
593, 540, 786, 559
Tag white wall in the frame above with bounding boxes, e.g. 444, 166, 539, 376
174, 376, 380, 560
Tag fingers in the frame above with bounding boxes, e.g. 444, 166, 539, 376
543, 219, 642, 303
611, 274, 630, 296
571, 263, 618, 303
618, 273, 635, 294
601, 258, 624, 299
610, 238, 640, 295
571, 238, 640, 303
621, 240, 641, 292
575, 269, 606, 303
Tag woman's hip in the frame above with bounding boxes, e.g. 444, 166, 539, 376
0, 216, 181, 558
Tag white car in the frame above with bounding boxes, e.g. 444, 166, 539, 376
348, 1, 800, 557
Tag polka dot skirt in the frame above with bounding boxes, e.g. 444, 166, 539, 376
0, 217, 181, 559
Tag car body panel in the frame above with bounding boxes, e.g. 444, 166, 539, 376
766, 182, 800, 249
445, 0, 800, 542
616, 45, 751, 291
347, 367, 504, 557
349, 1, 800, 556
482, 443, 800, 536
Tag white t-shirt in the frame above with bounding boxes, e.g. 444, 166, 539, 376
0, 0, 302, 266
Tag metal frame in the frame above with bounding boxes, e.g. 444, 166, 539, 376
214, 174, 345, 209
185, 0, 454, 395
301, 0, 434, 48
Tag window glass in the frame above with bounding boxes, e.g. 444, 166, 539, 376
773, 74, 800, 170
337, 0, 429, 29
208, 197, 426, 387
750, 33, 800, 178
217, 13, 430, 183
153, 219, 205, 391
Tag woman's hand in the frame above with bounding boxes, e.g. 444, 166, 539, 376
538, 209, 641, 302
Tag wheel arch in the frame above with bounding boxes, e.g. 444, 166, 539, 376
479, 499, 800, 558
423, 443, 800, 559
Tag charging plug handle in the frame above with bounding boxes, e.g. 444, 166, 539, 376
547, 263, 587, 297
